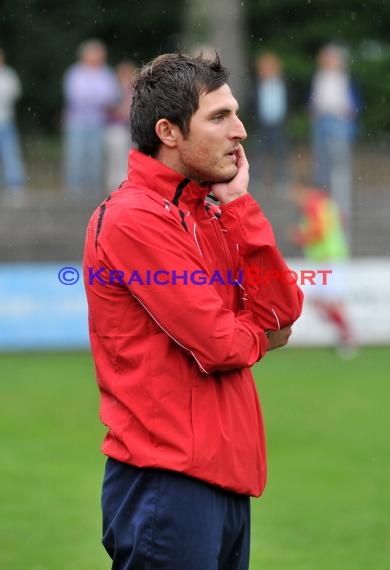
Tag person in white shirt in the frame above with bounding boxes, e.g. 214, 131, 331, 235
310, 44, 360, 245
0, 48, 26, 196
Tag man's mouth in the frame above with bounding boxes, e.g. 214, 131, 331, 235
226, 148, 238, 157
226, 150, 238, 161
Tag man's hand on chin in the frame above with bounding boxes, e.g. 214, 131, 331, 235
211, 144, 249, 205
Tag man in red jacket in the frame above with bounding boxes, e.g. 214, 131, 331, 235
84, 52, 303, 570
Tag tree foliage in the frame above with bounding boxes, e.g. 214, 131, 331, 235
245, 0, 390, 138
0, 0, 183, 131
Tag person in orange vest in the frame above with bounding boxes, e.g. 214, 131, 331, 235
290, 179, 356, 357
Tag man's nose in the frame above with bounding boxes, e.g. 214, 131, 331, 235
231, 116, 247, 141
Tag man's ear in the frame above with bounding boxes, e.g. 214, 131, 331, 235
155, 119, 180, 148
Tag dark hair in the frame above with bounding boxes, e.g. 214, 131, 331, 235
130, 52, 230, 156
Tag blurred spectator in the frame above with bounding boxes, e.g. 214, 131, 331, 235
310, 44, 361, 244
104, 60, 137, 191
63, 39, 119, 197
290, 179, 356, 357
254, 52, 288, 189
0, 48, 26, 199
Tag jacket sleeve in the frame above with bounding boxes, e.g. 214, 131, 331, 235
96, 205, 268, 375
220, 193, 304, 331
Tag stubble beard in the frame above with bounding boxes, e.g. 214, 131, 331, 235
184, 162, 238, 185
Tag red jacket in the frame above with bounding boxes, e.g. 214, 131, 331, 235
83, 149, 303, 497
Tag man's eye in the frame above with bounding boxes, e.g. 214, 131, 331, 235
213, 115, 224, 122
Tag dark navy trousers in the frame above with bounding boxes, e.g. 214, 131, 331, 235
102, 458, 251, 570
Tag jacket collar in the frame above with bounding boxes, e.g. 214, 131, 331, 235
127, 149, 210, 209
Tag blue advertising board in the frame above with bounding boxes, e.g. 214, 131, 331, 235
0, 263, 89, 350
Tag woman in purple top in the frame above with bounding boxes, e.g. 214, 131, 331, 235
63, 39, 119, 197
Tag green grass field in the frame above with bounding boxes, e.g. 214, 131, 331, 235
1, 348, 389, 569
